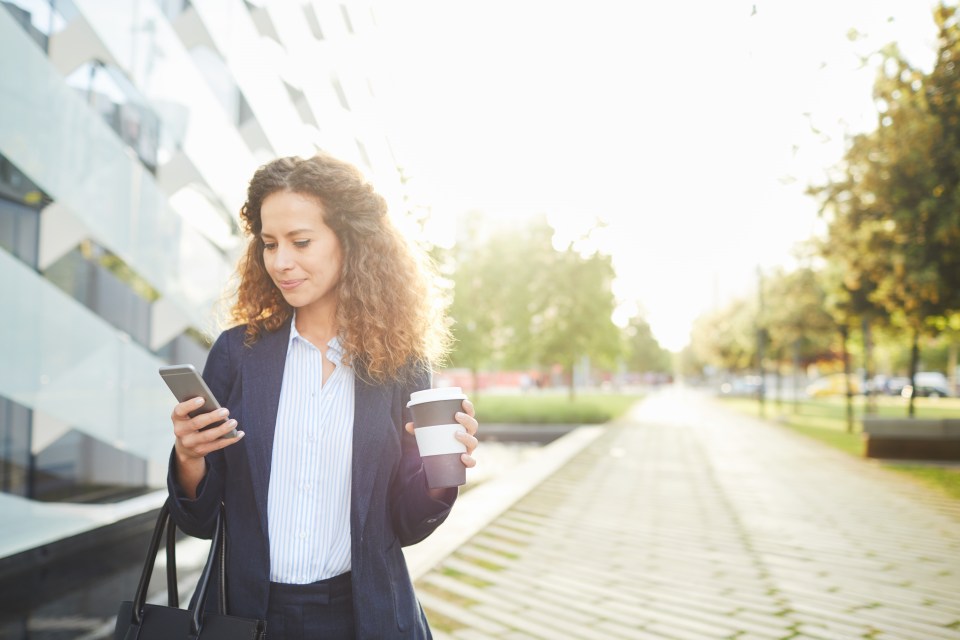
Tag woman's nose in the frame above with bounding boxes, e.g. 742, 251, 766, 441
274, 245, 295, 270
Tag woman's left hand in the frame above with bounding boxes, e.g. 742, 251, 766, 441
405, 398, 479, 469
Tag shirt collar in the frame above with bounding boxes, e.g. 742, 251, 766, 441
289, 313, 345, 366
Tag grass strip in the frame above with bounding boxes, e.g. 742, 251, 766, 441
473, 393, 642, 424
885, 464, 960, 500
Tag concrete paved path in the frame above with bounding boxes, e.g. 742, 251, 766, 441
416, 387, 960, 639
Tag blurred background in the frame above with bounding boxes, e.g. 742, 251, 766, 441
1, 0, 959, 637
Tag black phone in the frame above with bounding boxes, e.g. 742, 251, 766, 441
159, 364, 238, 438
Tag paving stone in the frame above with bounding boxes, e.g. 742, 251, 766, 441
467, 604, 575, 640
418, 390, 960, 639
642, 621, 731, 640
417, 590, 511, 636
842, 606, 960, 640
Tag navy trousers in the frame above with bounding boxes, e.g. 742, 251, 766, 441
266, 572, 355, 639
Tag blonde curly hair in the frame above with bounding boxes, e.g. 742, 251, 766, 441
228, 153, 450, 383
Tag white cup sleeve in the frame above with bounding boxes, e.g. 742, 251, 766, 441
414, 423, 467, 457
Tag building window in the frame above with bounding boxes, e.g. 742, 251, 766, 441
303, 3, 324, 40
0, 153, 48, 269
44, 242, 158, 349
0, 395, 32, 498
331, 76, 350, 111
339, 4, 354, 33
2, 0, 68, 52
356, 139, 371, 169
64, 62, 161, 174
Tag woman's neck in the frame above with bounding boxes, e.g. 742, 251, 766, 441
293, 306, 338, 347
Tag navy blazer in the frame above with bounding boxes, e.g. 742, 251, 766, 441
167, 322, 457, 638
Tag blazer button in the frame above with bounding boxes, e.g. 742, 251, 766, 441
426, 518, 437, 524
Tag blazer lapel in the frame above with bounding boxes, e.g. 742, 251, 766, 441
352, 371, 393, 536
241, 322, 291, 542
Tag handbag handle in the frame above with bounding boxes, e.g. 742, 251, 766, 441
128, 498, 227, 633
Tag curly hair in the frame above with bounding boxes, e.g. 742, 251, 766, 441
228, 153, 451, 383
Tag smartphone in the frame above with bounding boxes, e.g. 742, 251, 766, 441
159, 364, 238, 438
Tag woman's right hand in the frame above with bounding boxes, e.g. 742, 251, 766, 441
171, 398, 244, 497
173, 398, 245, 461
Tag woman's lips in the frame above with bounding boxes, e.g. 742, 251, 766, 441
278, 279, 304, 290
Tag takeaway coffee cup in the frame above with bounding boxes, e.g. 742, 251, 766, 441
407, 387, 468, 489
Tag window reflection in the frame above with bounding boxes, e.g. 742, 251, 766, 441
64, 61, 161, 173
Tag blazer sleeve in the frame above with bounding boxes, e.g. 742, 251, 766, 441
390, 364, 459, 546
166, 329, 234, 539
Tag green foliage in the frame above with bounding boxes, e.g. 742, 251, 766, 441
446, 214, 623, 384
807, 4, 960, 415
623, 315, 672, 373
689, 294, 758, 372
763, 267, 837, 365
475, 393, 642, 424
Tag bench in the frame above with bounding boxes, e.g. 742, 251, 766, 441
862, 418, 960, 460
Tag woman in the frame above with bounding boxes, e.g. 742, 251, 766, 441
166, 153, 479, 639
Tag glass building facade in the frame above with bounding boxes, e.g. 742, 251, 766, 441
0, 0, 405, 625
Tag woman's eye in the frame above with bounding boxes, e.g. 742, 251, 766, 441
294, 240, 311, 248
263, 242, 277, 251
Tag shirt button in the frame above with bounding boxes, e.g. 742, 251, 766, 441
301, 483, 311, 491
299, 531, 307, 539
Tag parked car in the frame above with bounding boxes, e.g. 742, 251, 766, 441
883, 376, 911, 396
719, 376, 762, 397
867, 375, 911, 396
805, 373, 862, 398
901, 372, 952, 398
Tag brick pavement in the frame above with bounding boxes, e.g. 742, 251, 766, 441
416, 387, 960, 639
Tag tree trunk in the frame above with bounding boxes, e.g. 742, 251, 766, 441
792, 339, 801, 414
774, 351, 782, 413
948, 341, 958, 396
908, 328, 920, 418
863, 318, 876, 415
757, 330, 766, 419
841, 324, 853, 434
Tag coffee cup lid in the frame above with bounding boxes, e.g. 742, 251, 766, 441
407, 386, 467, 407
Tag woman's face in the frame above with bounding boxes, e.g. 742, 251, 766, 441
260, 190, 344, 318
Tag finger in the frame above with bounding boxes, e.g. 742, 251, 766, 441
192, 408, 230, 432
456, 431, 478, 454
196, 430, 245, 456
177, 416, 235, 446
172, 397, 205, 419
461, 399, 475, 418
460, 453, 477, 468
405, 422, 415, 435
209, 419, 238, 439
455, 411, 479, 436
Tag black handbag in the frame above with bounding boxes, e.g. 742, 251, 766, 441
113, 499, 267, 639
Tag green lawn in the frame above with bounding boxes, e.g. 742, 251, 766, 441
720, 395, 960, 500
473, 392, 642, 424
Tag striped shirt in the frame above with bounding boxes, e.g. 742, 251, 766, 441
267, 320, 355, 584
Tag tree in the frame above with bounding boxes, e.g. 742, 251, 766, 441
445, 214, 622, 398
622, 315, 672, 375
811, 4, 960, 416
690, 295, 758, 374
763, 267, 836, 412
517, 219, 622, 398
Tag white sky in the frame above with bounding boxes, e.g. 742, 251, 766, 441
368, 0, 941, 351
